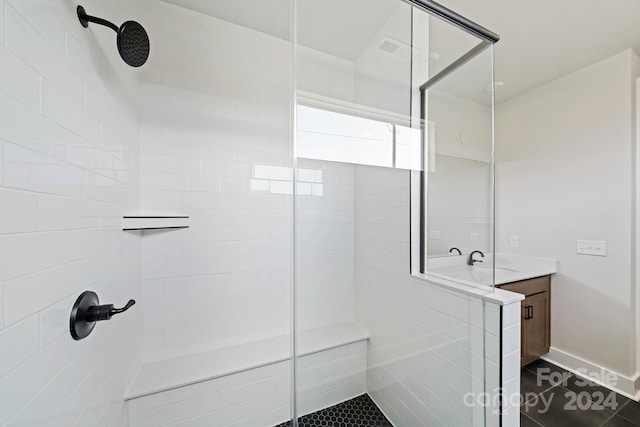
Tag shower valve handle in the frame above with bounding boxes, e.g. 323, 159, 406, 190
86, 299, 136, 322
69, 291, 136, 340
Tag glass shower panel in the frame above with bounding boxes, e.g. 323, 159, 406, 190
294, 0, 415, 423
134, 2, 296, 426
294, 1, 495, 427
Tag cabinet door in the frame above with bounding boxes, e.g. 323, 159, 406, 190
522, 292, 550, 365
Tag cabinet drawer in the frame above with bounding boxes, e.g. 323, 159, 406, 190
499, 275, 550, 296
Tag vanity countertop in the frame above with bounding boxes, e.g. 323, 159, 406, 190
426, 253, 557, 288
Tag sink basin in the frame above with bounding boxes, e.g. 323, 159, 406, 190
426, 253, 556, 288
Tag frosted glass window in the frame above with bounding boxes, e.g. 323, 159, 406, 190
297, 105, 393, 167
395, 125, 422, 170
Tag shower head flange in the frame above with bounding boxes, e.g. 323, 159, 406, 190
78, 5, 89, 28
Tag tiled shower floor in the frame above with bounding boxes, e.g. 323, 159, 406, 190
274, 394, 392, 427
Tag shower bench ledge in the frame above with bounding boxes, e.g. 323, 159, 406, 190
125, 321, 369, 400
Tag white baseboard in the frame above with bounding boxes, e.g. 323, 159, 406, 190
543, 347, 640, 401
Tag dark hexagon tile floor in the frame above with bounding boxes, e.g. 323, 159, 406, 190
274, 394, 392, 427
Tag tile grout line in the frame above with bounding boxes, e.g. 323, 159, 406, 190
519, 411, 544, 427
522, 383, 557, 405
598, 412, 617, 427
602, 399, 635, 426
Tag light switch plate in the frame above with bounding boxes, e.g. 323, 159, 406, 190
510, 235, 519, 248
577, 240, 607, 256
470, 232, 478, 243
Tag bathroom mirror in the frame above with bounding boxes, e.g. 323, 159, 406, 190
426, 155, 491, 256
423, 45, 495, 262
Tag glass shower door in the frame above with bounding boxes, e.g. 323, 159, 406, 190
292, 0, 499, 426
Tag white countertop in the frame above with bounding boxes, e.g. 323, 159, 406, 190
426, 253, 557, 288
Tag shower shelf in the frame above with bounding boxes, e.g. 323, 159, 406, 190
122, 216, 190, 231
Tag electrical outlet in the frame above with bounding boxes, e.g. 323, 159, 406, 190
510, 235, 519, 248
577, 240, 607, 257
430, 230, 441, 240
470, 232, 478, 243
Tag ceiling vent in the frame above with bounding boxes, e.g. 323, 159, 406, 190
376, 36, 411, 61
378, 39, 400, 54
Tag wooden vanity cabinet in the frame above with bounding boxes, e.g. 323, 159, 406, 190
498, 275, 550, 366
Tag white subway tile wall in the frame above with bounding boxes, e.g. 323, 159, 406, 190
135, 367, 289, 427
128, 342, 366, 427
296, 159, 355, 331
137, 1, 356, 361
500, 302, 522, 426
137, 0, 293, 362
296, 341, 366, 417
0, 1, 141, 427
354, 165, 497, 427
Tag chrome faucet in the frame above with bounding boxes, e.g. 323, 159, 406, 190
467, 250, 485, 266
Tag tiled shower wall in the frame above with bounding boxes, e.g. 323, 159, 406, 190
137, 1, 357, 361
137, 0, 292, 361
296, 159, 354, 331
0, 0, 141, 425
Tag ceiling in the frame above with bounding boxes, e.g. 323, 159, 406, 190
161, 0, 292, 42
441, 0, 640, 103
161, 0, 640, 104
161, 0, 399, 60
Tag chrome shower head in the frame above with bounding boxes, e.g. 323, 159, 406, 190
77, 5, 150, 68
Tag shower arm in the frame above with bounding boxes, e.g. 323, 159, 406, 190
77, 6, 119, 33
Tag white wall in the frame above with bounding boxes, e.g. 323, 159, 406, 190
0, 0, 142, 425
496, 49, 640, 379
